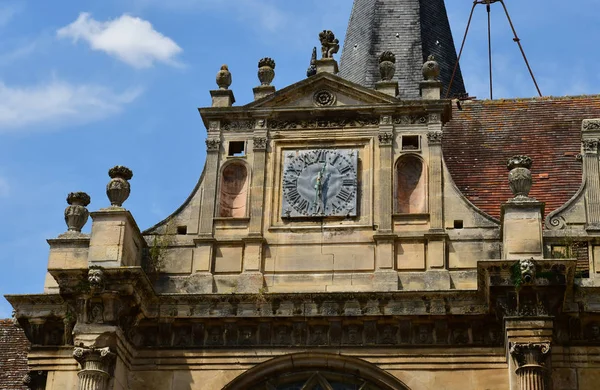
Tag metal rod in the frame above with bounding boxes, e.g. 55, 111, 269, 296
498, 0, 542, 97
446, 1, 478, 98
487, 0, 493, 100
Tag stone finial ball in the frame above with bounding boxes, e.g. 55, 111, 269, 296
422, 55, 440, 81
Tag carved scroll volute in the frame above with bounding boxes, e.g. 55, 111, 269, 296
510, 342, 551, 390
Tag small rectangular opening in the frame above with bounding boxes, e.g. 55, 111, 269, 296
177, 225, 188, 235
402, 135, 420, 150
228, 141, 245, 156
453, 220, 464, 229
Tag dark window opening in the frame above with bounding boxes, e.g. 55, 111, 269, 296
454, 220, 464, 229
402, 135, 420, 150
177, 226, 187, 235
228, 141, 245, 156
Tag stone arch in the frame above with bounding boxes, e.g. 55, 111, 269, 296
395, 154, 427, 214
218, 160, 249, 218
223, 352, 410, 390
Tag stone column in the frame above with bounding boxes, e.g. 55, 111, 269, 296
509, 342, 551, 390
73, 346, 115, 390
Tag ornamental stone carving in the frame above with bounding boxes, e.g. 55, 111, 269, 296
583, 119, 600, 131
88, 268, 105, 293
306, 47, 317, 77
106, 166, 133, 207
583, 139, 599, 154
64, 192, 90, 233
510, 342, 551, 390
379, 51, 396, 81
427, 131, 443, 144
268, 117, 378, 129
507, 155, 533, 199
319, 30, 340, 59
205, 138, 221, 152
253, 137, 267, 151
423, 55, 440, 81
378, 132, 394, 145
519, 258, 536, 285
23, 371, 47, 390
313, 90, 336, 106
216, 64, 232, 90
73, 346, 115, 390
257, 57, 275, 86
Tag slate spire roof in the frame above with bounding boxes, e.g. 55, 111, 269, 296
339, 0, 466, 99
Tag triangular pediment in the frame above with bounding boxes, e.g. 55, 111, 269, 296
245, 72, 398, 109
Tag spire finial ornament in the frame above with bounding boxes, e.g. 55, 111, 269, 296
306, 47, 317, 77
319, 30, 339, 59
216, 64, 232, 90
257, 58, 275, 86
379, 51, 396, 81
423, 55, 440, 81
507, 156, 534, 200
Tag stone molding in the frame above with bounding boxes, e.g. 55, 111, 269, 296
205, 138, 221, 152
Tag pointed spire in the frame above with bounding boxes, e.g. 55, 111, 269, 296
339, 0, 466, 98
306, 47, 317, 77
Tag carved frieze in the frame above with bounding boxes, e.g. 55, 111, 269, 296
378, 132, 394, 145
268, 116, 379, 130
394, 115, 428, 125
222, 120, 254, 132
253, 137, 267, 151
583, 119, 600, 131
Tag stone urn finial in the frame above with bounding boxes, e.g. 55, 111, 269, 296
258, 57, 276, 86
64, 192, 91, 233
379, 51, 396, 81
507, 155, 533, 199
106, 166, 133, 207
423, 55, 440, 81
216, 64, 232, 90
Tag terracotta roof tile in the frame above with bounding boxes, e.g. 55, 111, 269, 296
443, 96, 600, 219
0, 319, 29, 390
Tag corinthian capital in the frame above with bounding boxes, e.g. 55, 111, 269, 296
509, 342, 551, 368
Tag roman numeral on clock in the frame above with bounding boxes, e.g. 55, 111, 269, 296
339, 165, 352, 175
287, 188, 301, 204
342, 178, 356, 187
336, 188, 353, 203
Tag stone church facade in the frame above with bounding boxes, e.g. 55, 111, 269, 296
5, 1, 600, 389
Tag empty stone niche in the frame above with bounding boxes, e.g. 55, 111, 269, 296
395, 154, 427, 214
219, 162, 249, 217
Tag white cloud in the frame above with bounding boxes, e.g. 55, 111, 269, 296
57, 12, 182, 68
0, 79, 142, 132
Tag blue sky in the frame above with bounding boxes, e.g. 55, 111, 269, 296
0, 0, 598, 318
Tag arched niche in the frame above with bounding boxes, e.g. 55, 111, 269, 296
218, 161, 249, 218
223, 352, 410, 390
395, 154, 427, 214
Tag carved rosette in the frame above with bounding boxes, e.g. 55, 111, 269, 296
423, 55, 440, 81
378, 132, 394, 146
73, 347, 115, 390
379, 51, 396, 81
216, 64, 232, 90
427, 131, 443, 144
253, 137, 267, 151
510, 342, 551, 390
106, 166, 132, 207
583, 139, 599, 154
507, 156, 533, 199
257, 57, 275, 86
23, 371, 47, 390
205, 138, 221, 152
64, 192, 91, 232
313, 90, 336, 107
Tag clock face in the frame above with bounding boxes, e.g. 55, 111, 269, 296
281, 149, 358, 217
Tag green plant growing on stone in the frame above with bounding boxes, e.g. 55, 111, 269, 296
146, 220, 175, 277
510, 261, 523, 291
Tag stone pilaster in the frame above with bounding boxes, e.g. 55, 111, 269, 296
73, 346, 115, 390
509, 342, 551, 390
199, 137, 221, 236
377, 115, 394, 233
582, 119, 600, 230
426, 128, 443, 231
249, 120, 268, 236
